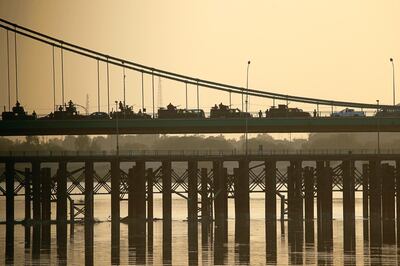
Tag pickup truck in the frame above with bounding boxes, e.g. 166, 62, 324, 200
331, 108, 365, 117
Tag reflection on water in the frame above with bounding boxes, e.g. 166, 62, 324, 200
1, 198, 400, 265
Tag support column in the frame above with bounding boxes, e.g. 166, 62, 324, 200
382, 164, 395, 245
84, 161, 94, 266
146, 168, 154, 255
5, 161, 14, 261
213, 161, 227, 241
162, 160, 172, 264
396, 161, 400, 248
362, 163, 369, 243
317, 162, 332, 251
200, 168, 211, 245
41, 167, 51, 250
85, 161, 94, 222
32, 161, 41, 259
111, 159, 120, 264
188, 160, 198, 265
304, 166, 314, 244
342, 160, 355, 253
188, 160, 198, 223
24, 167, 31, 249
369, 160, 382, 248
265, 160, 277, 263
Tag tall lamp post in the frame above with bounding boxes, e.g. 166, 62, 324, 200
376, 99, 380, 154
115, 101, 120, 156
245, 61, 251, 156
390, 58, 396, 105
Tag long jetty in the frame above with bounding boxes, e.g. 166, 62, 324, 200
1, 150, 400, 264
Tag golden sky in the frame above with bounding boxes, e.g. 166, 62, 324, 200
0, 0, 399, 116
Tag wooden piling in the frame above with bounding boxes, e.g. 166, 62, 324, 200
304, 166, 314, 244
362, 163, 369, 242
32, 161, 41, 259
41, 167, 51, 250
146, 168, 154, 255
85, 161, 94, 223
188, 160, 198, 223
201, 168, 210, 222
265, 160, 277, 263
5, 160, 14, 261
110, 159, 120, 264
24, 168, 31, 248
381, 164, 395, 245
369, 160, 382, 248
396, 161, 400, 248
342, 160, 355, 253
162, 160, 172, 264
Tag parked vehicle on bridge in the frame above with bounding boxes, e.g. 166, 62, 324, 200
158, 103, 205, 119
210, 103, 251, 118
39, 100, 86, 120
111, 101, 151, 119
88, 112, 110, 120
331, 108, 365, 117
375, 106, 400, 117
265, 104, 310, 118
1, 101, 37, 120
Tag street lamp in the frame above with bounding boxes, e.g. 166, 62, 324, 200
390, 58, 396, 106
245, 61, 251, 156
115, 101, 120, 156
376, 99, 380, 154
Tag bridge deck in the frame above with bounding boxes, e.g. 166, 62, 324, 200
0, 117, 399, 136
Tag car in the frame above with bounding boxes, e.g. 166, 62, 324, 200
89, 112, 110, 119
331, 108, 365, 117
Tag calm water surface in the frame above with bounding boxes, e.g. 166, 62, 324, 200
0, 196, 399, 265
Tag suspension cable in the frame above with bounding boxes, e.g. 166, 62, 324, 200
14, 28, 18, 102
141, 71, 144, 111
106, 58, 110, 114
6, 30, 10, 110
97, 59, 100, 112
61, 43, 65, 105
52, 45, 56, 111
0, 18, 396, 110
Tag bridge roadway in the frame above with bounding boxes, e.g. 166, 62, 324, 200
1, 150, 399, 162
0, 116, 399, 136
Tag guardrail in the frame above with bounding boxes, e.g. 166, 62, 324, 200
0, 149, 398, 157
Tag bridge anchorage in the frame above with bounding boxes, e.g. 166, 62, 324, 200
1, 152, 400, 263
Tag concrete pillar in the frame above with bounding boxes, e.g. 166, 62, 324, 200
111, 159, 120, 264
188, 160, 198, 223
32, 161, 41, 259
369, 160, 382, 248
146, 168, 154, 255
162, 160, 172, 264
382, 164, 395, 245
362, 163, 369, 242
213, 161, 228, 241
41, 167, 51, 250
5, 161, 14, 261
200, 168, 211, 246
317, 162, 332, 251
396, 161, 400, 248
342, 160, 355, 253
188, 160, 198, 265
304, 166, 314, 244
24, 168, 31, 249
265, 160, 277, 263
85, 161, 94, 222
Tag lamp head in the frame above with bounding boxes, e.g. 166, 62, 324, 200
248, 60, 251, 65
390, 58, 393, 62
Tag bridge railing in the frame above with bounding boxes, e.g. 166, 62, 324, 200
0, 149, 398, 157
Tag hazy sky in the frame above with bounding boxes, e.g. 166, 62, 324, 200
0, 0, 399, 116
